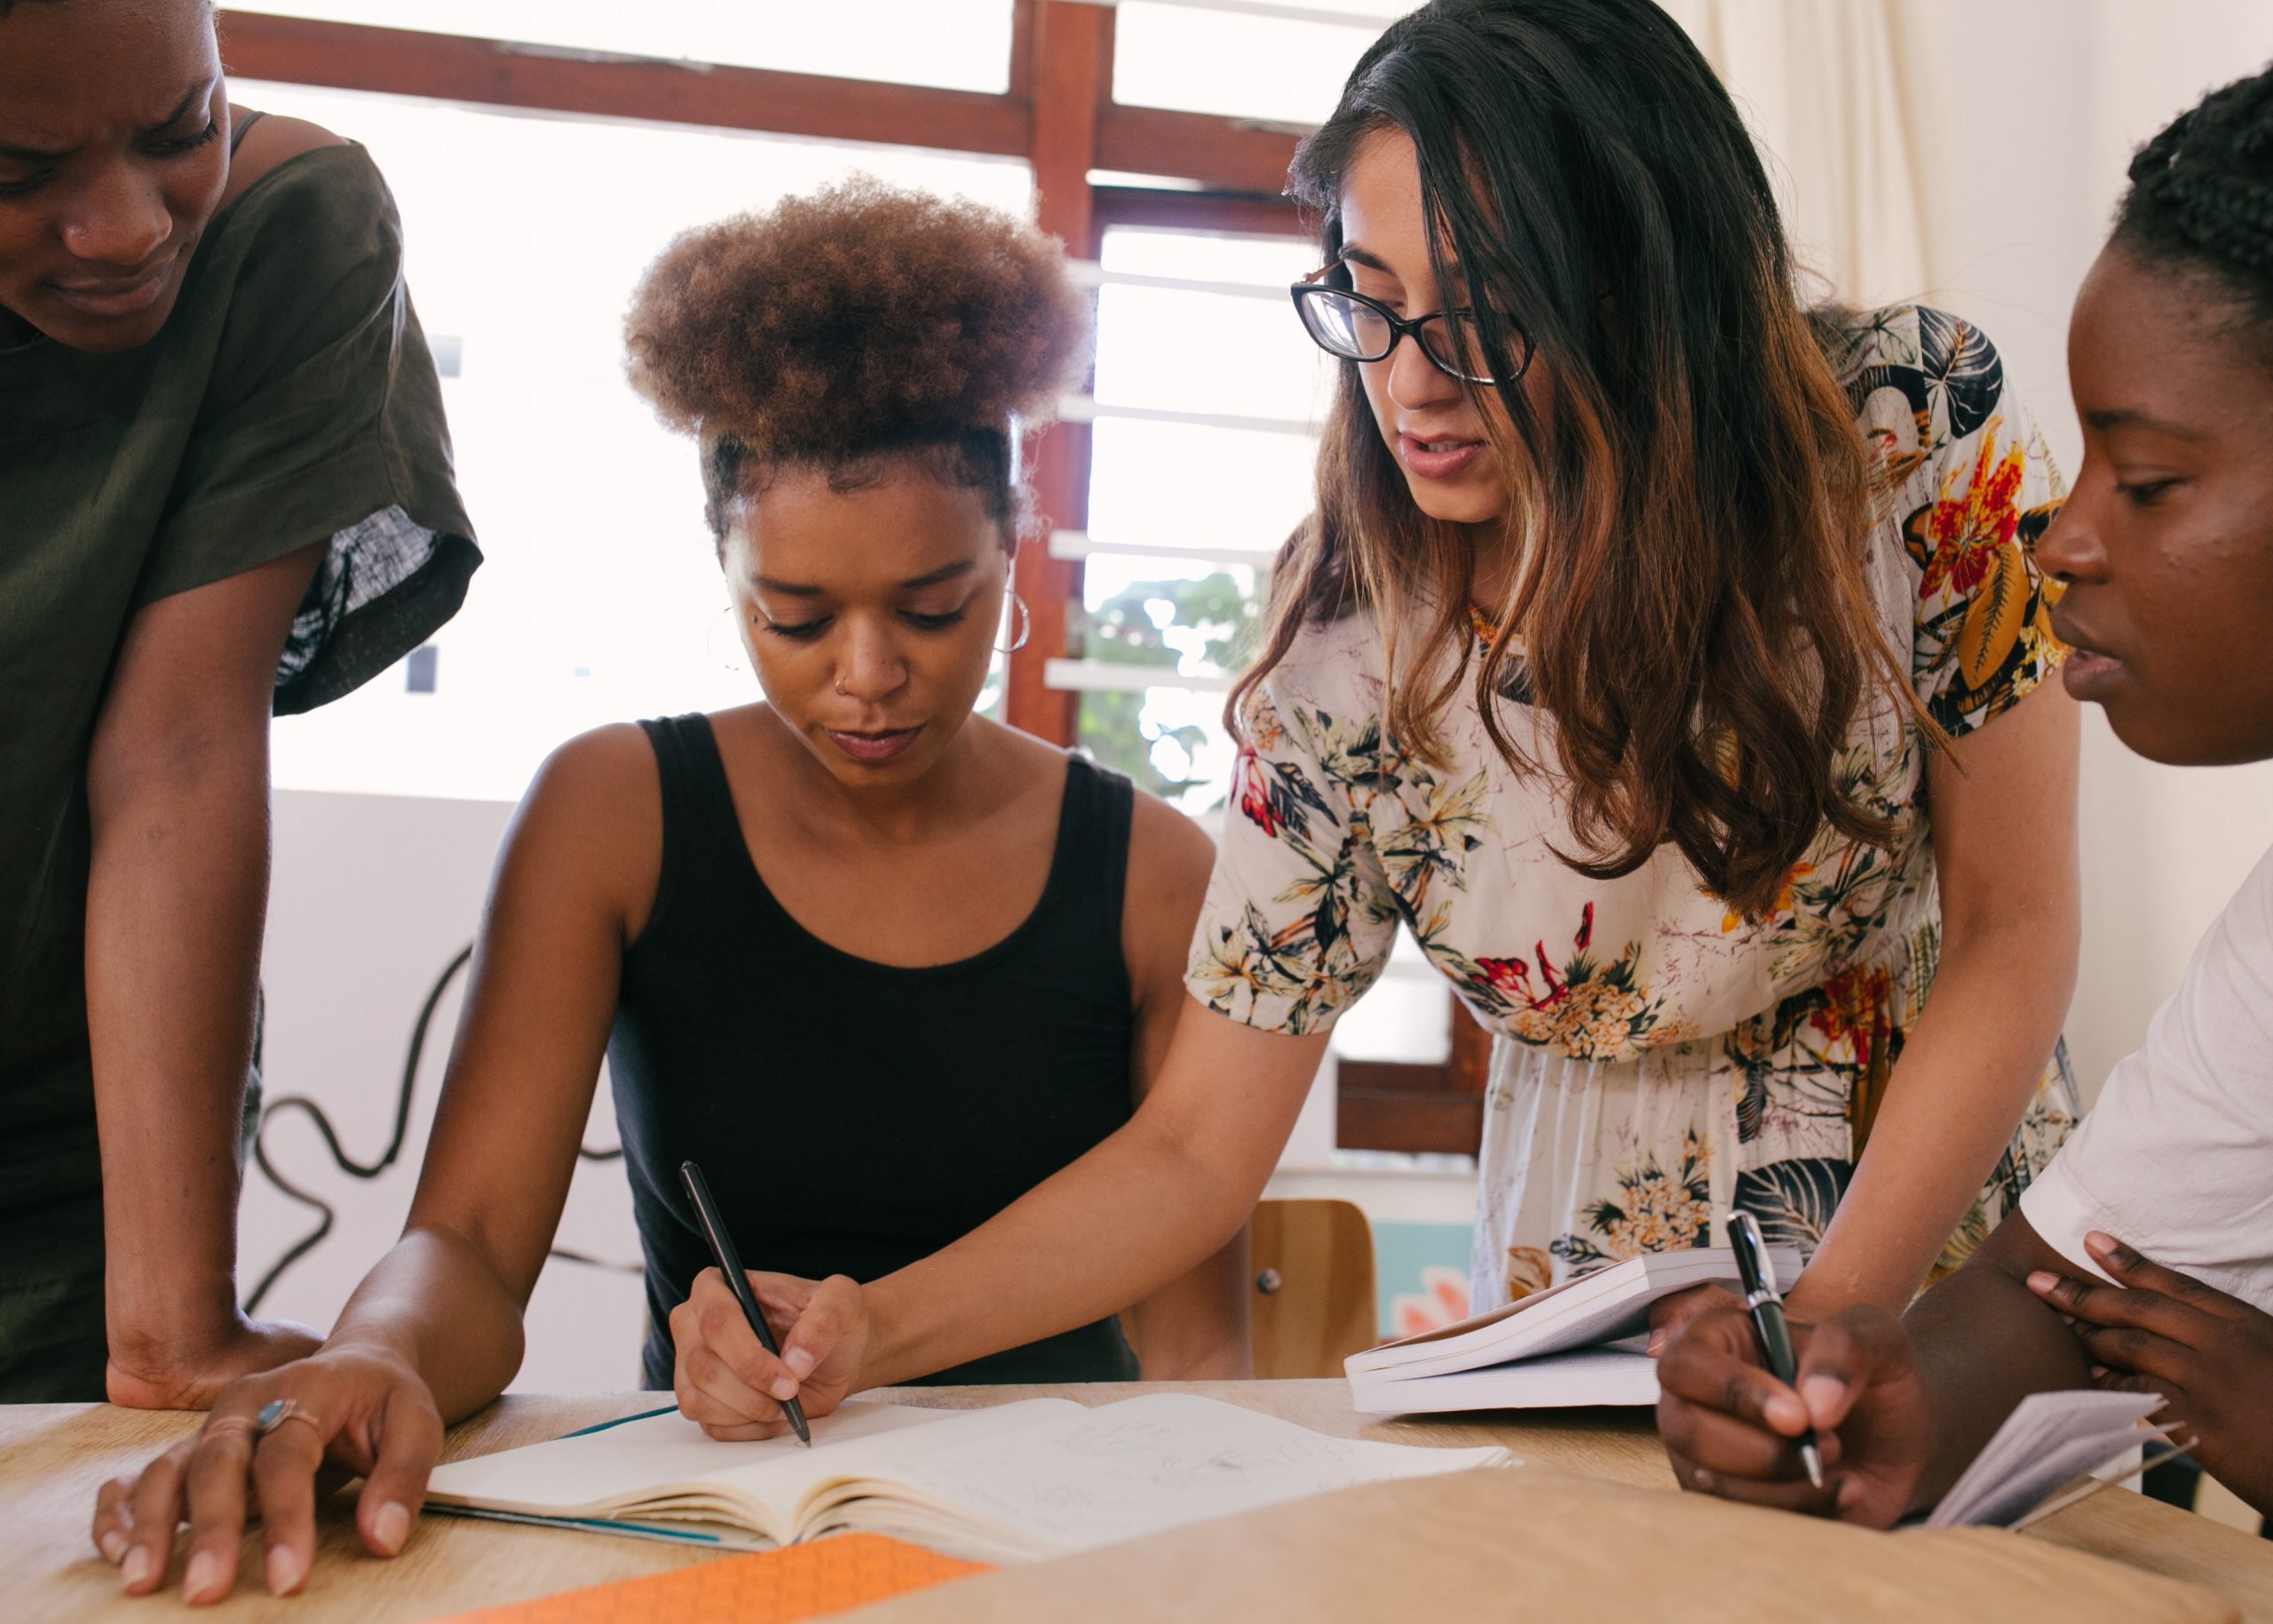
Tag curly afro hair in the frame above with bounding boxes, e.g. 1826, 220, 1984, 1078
624, 177, 1090, 543
2117, 63, 2273, 345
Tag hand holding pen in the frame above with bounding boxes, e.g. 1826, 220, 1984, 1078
677, 1160, 813, 1446
1726, 1208, 1826, 1489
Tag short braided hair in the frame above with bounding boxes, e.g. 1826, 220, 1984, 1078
2116, 62, 2273, 342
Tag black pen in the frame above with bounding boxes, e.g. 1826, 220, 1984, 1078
1726, 1208, 1824, 1490
679, 1160, 812, 1447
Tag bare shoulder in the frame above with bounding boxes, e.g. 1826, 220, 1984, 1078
1122, 786, 1219, 989
1128, 787, 1217, 895
507, 722, 665, 935
221, 110, 347, 205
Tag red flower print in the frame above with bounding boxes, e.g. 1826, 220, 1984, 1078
1234, 749, 1281, 837
1917, 433, 2025, 601
1576, 901, 1594, 952
1476, 955, 1533, 999
1533, 944, 1566, 1005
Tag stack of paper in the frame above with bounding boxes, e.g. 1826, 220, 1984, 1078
1925, 1390, 2167, 1528
1345, 1247, 1800, 1414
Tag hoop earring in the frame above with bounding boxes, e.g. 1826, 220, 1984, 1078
998, 591, 1031, 654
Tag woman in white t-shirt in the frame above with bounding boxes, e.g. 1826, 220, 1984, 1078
1655, 63, 2273, 1525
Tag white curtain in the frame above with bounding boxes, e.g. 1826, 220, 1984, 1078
1660, 0, 1929, 309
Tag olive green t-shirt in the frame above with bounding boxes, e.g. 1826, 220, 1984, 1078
0, 141, 479, 1129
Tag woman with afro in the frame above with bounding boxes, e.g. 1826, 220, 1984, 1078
97, 180, 1245, 1604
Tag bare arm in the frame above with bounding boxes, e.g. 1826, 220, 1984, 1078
1116, 796, 1255, 1381
322, 725, 661, 1417
1897, 1209, 2098, 1501
1787, 677, 2080, 1319
87, 543, 323, 1409
866, 999, 1321, 1388
98, 725, 663, 1603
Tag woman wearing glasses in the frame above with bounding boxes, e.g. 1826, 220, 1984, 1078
635, 0, 2080, 1433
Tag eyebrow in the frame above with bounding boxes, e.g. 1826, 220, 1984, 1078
752, 559, 978, 598
2084, 406, 2204, 441
0, 78, 215, 163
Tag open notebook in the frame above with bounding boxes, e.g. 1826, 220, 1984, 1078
424, 1394, 1510, 1565
1345, 1245, 1801, 1414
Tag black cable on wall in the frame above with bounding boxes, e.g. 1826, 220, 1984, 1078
246, 944, 635, 1314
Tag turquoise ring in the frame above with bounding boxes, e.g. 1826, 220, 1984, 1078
254, 1398, 318, 1438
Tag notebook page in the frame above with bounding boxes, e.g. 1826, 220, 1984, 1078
853, 1392, 1510, 1557
1925, 1390, 2164, 1529
425, 1401, 1043, 1521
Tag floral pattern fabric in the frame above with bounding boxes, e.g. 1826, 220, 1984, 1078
1188, 305, 2079, 1311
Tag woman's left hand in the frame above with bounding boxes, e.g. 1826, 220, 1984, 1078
2027, 1231, 2273, 1517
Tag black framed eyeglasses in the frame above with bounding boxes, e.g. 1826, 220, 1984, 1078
1289, 265, 1531, 387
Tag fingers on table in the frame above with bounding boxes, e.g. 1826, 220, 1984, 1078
250, 1419, 329, 1595
355, 1390, 447, 1558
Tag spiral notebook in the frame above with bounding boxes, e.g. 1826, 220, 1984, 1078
424, 1393, 1510, 1565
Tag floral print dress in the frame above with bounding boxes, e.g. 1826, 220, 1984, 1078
1187, 305, 2080, 1311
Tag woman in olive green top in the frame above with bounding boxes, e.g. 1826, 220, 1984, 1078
0, 0, 478, 1403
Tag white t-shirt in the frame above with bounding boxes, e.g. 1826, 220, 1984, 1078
2021, 844, 2273, 1315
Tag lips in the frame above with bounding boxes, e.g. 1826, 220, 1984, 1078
1398, 432, 1485, 480
825, 725, 923, 764
48, 250, 180, 319
2050, 612, 2126, 701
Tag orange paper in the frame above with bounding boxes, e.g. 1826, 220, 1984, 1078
426, 1534, 993, 1624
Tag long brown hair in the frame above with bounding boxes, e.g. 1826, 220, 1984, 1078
1234, 0, 1916, 920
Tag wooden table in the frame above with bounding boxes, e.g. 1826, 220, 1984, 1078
7, 1382, 2270, 1621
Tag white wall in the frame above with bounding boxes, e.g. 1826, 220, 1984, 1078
245, 790, 649, 1391
1882, 1, 2273, 1096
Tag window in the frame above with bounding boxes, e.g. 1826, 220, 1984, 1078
242, 80, 1032, 801
1067, 220, 1461, 1085
1110, 0, 1389, 125
227, 1, 1019, 93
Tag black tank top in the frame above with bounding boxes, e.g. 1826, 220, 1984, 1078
608, 714, 1142, 1389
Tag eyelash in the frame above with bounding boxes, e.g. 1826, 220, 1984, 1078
154, 120, 223, 156
2118, 479, 2178, 507
0, 120, 221, 200
758, 609, 969, 640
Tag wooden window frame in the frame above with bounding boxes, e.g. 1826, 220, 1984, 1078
214, 2, 1483, 1153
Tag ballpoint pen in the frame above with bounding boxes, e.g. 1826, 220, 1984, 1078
681, 1160, 812, 1447
1726, 1208, 1824, 1491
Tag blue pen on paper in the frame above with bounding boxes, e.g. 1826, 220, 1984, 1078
680, 1159, 812, 1447
1727, 1208, 1825, 1492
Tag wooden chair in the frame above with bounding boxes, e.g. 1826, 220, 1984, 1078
1249, 1199, 1378, 1379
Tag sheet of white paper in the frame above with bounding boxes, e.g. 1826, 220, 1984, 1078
874, 1392, 1509, 1555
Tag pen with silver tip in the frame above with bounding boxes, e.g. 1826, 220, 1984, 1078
1725, 1208, 1824, 1491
